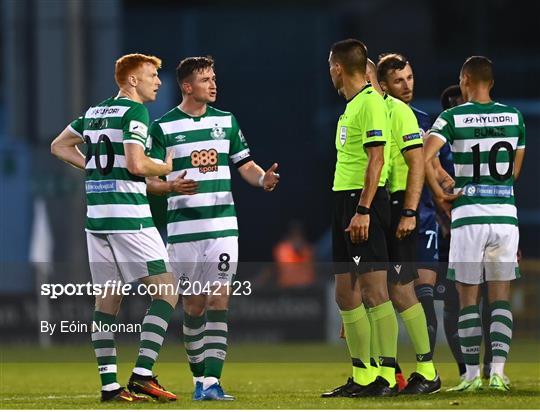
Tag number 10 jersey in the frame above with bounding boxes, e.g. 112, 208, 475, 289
429, 101, 526, 229
69, 96, 155, 233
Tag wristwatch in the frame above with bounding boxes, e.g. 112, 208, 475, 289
356, 205, 370, 215
401, 208, 417, 217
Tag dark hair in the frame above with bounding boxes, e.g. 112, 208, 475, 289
440, 85, 463, 110
461, 56, 493, 83
176, 56, 215, 87
376, 53, 409, 82
330, 39, 368, 75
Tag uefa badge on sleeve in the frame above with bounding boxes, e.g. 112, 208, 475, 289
340, 126, 347, 146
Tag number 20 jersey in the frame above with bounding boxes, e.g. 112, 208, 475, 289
148, 106, 251, 244
69, 97, 155, 233
429, 101, 526, 229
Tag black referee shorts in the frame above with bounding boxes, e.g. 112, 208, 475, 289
387, 190, 419, 285
332, 187, 390, 275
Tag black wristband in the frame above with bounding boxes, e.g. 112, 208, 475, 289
356, 205, 370, 215
401, 208, 417, 217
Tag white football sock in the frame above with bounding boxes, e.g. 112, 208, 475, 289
203, 376, 219, 390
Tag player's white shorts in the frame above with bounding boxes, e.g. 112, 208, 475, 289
87, 227, 170, 285
448, 224, 519, 285
167, 236, 238, 295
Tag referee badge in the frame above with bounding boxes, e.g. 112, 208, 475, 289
340, 126, 347, 146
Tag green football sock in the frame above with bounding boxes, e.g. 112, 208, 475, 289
133, 299, 174, 376
91, 311, 119, 391
369, 300, 398, 386
183, 312, 206, 378
490, 300, 513, 377
459, 305, 482, 368
204, 310, 228, 379
400, 302, 436, 380
366, 307, 379, 381
340, 304, 372, 385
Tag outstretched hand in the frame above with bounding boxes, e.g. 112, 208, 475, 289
262, 163, 280, 191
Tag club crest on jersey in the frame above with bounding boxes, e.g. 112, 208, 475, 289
211, 126, 226, 140
340, 126, 347, 146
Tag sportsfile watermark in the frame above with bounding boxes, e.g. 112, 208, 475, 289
40, 280, 253, 299
2, 260, 537, 365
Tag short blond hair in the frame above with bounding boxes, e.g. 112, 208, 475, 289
114, 53, 162, 87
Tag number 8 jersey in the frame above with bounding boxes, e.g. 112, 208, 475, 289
69, 96, 155, 233
429, 101, 526, 229
147, 105, 251, 244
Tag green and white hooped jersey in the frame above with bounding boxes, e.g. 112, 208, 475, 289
69, 97, 155, 233
148, 105, 251, 244
430, 101, 526, 229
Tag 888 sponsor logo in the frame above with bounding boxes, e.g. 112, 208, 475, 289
191, 149, 218, 174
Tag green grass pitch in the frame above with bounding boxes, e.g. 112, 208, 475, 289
1, 341, 539, 409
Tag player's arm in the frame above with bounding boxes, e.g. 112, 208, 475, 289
513, 149, 525, 180
238, 160, 280, 192
146, 172, 198, 196
358, 99, 387, 211
123, 106, 173, 177
124, 143, 173, 177
392, 104, 424, 239
424, 134, 459, 218
397, 146, 424, 239
50, 126, 86, 170
359, 144, 385, 209
146, 176, 172, 195
229, 115, 279, 192
346, 143, 384, 244
346, 97, 386, 244
146, 121, 193, 195
432, 156, 455, 192
514, 111, 526, 181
